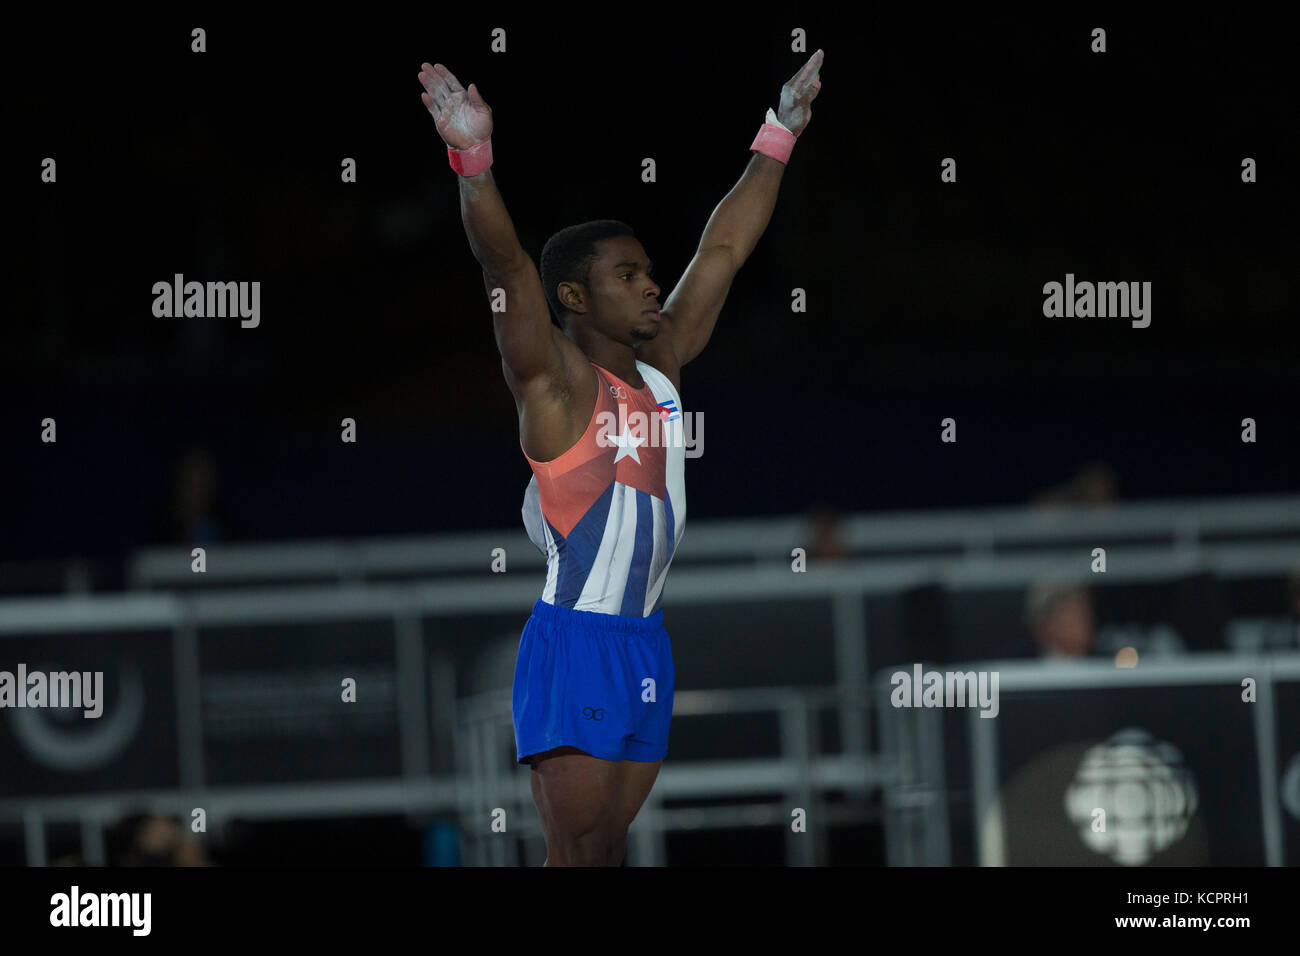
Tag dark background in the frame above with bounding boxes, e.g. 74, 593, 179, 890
6, 10, 1296, 569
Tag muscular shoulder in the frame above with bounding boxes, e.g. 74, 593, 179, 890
634, 325, 682, 394
503, 329, 593, 405
507, 332, 601, 463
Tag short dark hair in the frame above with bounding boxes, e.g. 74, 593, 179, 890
539, 220, 636, 328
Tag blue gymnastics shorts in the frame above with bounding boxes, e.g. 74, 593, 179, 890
513, 597, 674, 765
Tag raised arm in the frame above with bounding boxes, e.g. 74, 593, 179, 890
656, 50, 823, 368
419, 63, 560, 385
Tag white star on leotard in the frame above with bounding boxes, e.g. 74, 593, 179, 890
609, 423, 645, 464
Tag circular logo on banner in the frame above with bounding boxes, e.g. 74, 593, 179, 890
1064, 727, 1198, 865
1281, 753, 1300, 821
11, 663, 145, 772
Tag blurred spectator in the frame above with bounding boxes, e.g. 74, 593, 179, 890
806, 504, 848, 561
152, 446, 234, 548
1024, 581, 1097, 659
1030, 460, 1119, 508
105, 812, 210, 866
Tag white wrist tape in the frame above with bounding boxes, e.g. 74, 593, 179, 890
765, 108, 793, 134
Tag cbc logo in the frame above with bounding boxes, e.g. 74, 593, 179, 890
1064, 728, 1198, 865
608, 384, 628, 399
1282, 753, 1300, 820
581, 706, 605, 721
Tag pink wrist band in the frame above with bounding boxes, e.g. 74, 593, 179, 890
448, 138, 493, 176
750, 121, 795, 165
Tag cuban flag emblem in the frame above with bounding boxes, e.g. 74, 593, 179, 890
656, 399, 680, 423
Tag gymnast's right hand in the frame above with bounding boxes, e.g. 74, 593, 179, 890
418, 62, 493, 150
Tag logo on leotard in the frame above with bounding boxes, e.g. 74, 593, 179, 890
656, 400, 680, 423
608, 384, 628, 399
581, 706, 605, 721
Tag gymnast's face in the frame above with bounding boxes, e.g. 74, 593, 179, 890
581, 237, 662, 344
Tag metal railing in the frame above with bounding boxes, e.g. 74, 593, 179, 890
123, 494, 1300, 589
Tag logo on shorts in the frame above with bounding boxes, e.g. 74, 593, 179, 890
581, 706, 605, 721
